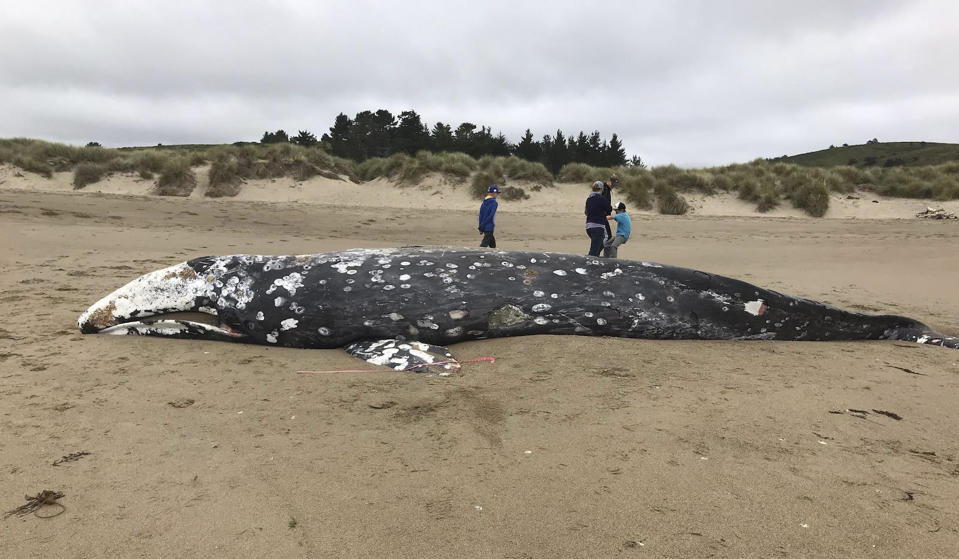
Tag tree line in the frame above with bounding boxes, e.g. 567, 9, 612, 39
260, 109, 641, 173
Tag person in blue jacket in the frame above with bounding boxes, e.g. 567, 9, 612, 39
603, 201, 631, 258
478, 185, 500, 248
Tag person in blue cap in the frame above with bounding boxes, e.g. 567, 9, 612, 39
478, 184, 500, 248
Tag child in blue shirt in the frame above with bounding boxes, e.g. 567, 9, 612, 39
603, 202, 631, 258
478, 185, 500, 248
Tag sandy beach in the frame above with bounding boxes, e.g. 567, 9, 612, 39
2, 173, 958, 557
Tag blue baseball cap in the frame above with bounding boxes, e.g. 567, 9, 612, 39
488, 185, 500, 193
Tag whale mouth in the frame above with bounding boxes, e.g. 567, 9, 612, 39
97, 318, 245, 339
83, 311, 247, 340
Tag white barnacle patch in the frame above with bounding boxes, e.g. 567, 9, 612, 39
533, 316, 549, 325
266, 331, 278, 343
600, 268, 623, 279
533, 290, 545, 297
317, 327, 331, 336
331, 258, 365, 274
532, 303, 551, 312
635, 293, 646, 301
500, 261, 513, 268
666, 295, 675, 303
550, 293, 559, 299
530, 258, 538, 263
383, 285, 395, 290
280, 318, 298, 331
399, 274, 411, 281
553, 270, 567, 276
400, 284, 411, 289
744, 299, 767, 316
363, 320, 374, 327
343, 286, 352, 292
446, 263, 458, 269
274, 296, 286, 307
267, 272, 305, 296
255, 311, 265, 321
641, 262, 663, 268
289, 302, 305, 314
400, 261, 411, 266
603, 291, 615, 298
596, 318, 608, 326
575, 268, 588, 275
387, 312, 404, 321
445, 327, 463, 337
449, 309, 468, 320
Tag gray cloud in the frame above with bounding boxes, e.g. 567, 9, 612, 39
1, 0, 956, 166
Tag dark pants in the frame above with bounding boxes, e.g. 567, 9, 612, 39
480, 230, 496, 248
587, 227, 606, 256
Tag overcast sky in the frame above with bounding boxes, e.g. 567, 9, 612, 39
1, 0, 956, 167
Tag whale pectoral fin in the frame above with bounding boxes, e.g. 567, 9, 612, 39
344, 339, 458, 372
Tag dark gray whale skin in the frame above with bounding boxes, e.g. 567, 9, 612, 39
78, 247, 958, 350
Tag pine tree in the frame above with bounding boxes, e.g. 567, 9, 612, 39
327, 114, 354, 158
605, 134, 627, 166
514, 129, 540, 162
431, 122, 454, 153
292, 130, 318, 147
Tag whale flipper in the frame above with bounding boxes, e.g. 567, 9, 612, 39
344, 339, 458, 372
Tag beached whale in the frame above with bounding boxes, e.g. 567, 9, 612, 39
78, 247, 958, 370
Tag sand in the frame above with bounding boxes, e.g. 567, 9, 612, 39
1, 170, 958, 558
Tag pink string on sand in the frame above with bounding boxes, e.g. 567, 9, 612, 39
297, 356, 496, 375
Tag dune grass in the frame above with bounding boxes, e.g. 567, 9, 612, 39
4, 138, 959, 213
155, 157, 197, 196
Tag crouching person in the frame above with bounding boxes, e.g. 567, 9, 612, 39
604, 202, 631, 258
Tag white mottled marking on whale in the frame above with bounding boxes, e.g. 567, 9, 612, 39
280, 318, 298, 331
449, 310, 468, 320
553, 270, 567, 276
533, 290, 545, 297
744, 300, 766, 316
532, 304, 551, 312
575, 268, 587, 275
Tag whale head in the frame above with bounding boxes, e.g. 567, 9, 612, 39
77, 257, 245, 340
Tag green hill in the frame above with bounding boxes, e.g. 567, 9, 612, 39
771, 141, 959, 168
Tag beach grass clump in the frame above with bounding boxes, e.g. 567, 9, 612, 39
500, 185, 530, 201
654, 184, 689, 215
788, 181, 830, 217
470, 170, 505, 199
72, 162, 109, 189
155, 156, 197, 196
206, 155, 243, 197
556, 162, 616, 183
13, 155, 53, 178
617, 171, 654, 210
